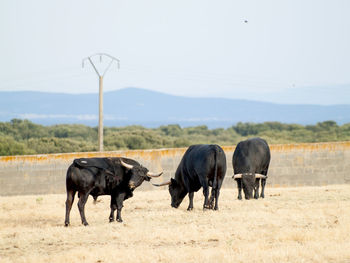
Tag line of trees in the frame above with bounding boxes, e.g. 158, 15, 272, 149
0, 119, 349, 156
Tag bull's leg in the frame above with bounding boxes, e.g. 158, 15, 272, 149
64, 190, 76, 227
203, 186, 210, 209
77, 192, 89, 226
214, 187, 221, 210
260, 178, 266, 198
187, 192, 194, 211
254, 178, 260, 199
209, 188, 216, 209
236, 179, 242, 200
213, 178, 223, 210
109, 197, 117, 222
116, 193, 126, 223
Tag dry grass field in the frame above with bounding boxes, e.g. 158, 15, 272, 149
1, 185, 350, 263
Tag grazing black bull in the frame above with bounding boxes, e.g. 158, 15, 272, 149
232, 137, 271, 200
154, 144, 227, 210
64, 157, 162, 226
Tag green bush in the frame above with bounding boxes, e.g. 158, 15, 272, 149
0, 119, 349, 156
0, 136, 34, 155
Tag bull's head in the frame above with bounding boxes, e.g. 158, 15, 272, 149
120, 160, 163, 190
152, 178, 187, 208
232, 173, 267, 200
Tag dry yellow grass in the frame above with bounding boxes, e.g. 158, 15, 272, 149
1, 185, 350, 263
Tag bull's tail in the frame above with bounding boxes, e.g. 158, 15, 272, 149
66, 164, 74, 190
212, 147, 218, 190
66, 163, 80, 192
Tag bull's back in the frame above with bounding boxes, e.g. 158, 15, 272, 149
182, 144, 226, 180
233, 138, 270, 173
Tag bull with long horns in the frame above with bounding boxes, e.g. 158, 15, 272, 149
64, 157, 162, 226
232, 137, 271, 200
153, 144, 227, 210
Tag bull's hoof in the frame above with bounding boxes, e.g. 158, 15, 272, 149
64, 222, 69, 227
213, 207, 219, 211
237, 196, 242, 200
82, 222, 89, 226
187, 207, 193, 211
260, 194, 265, 198
117, 218, 123, 223
109, 218, 115, 223
203, 205, 210, 210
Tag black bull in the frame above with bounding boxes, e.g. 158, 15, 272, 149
154, 144, 227, 210
232, 137, 271, 200
64, 157, 162, 226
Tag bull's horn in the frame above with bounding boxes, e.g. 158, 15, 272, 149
120, 160, 134, 169
147, 171, 163, 178
232, 174, 242, 179
255, 174, 267, 179
152, 181, 171, 187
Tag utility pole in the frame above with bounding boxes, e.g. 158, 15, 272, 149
82, 53, 120, 152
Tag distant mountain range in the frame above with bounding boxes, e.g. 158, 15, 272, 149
0, 88, 349, 128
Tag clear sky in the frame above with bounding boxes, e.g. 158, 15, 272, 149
1, 0, 349, 105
